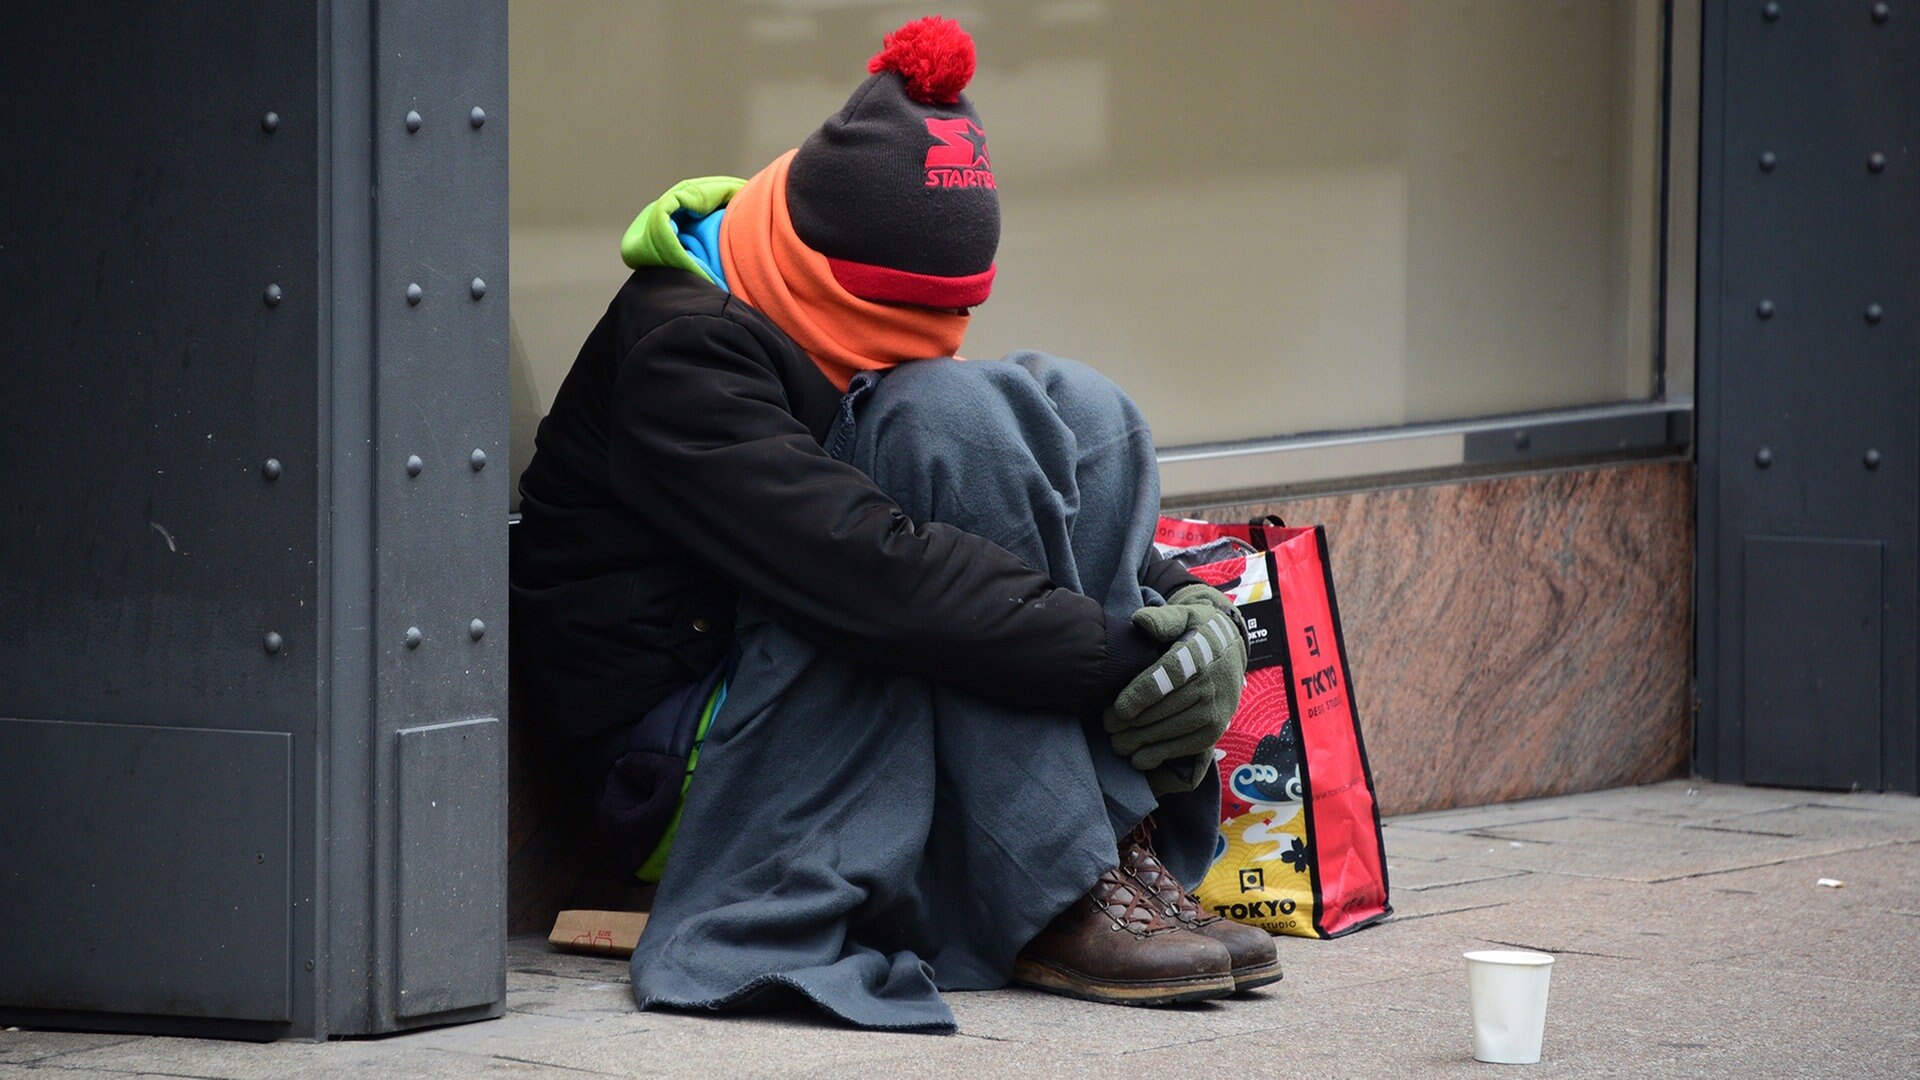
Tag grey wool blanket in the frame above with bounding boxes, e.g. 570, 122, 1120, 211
628, 352, 1221, 1033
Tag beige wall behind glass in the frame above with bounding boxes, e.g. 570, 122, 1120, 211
510, 0, 1664, 455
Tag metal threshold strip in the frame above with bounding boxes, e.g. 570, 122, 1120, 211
1156, 400, 1693, 504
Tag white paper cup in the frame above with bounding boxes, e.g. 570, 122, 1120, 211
1464, 949, 1555, 1064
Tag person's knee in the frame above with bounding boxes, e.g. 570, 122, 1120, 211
860, 357, 1049, 461
871, 353, 1135, 432
1001, 351, 1142, 432
851, 357, 1061, 527
869, 356, 1013, 424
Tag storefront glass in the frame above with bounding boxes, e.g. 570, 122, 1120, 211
511, 0, 1668, 452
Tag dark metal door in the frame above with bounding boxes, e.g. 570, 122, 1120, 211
0, 1, 508, 1038
1696, 0, 1920, 793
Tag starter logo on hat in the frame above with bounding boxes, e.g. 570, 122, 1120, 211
923, 117, 994, 189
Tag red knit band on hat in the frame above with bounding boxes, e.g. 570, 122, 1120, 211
825, 257, 995, 309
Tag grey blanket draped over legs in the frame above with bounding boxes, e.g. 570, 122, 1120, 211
628, 352, 1221, 1033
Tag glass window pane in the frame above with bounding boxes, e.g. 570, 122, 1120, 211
510, 0, 1666, 454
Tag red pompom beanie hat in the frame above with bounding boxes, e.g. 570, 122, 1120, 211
785, 17, 999, 309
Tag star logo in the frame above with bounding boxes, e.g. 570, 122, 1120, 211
923, 117, 990, 169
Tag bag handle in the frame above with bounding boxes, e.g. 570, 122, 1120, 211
1248, 514, 1288, 550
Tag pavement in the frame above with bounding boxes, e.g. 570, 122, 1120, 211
5, 780, 1917, 1078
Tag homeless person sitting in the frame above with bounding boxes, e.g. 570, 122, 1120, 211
510, 16, 1277, 1034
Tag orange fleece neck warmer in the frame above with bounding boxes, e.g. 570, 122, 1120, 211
721, 150, 968, 392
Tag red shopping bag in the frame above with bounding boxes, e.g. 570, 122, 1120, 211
1156, 517, 1391, 938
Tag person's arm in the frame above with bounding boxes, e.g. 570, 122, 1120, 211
607, 313, 1158, 713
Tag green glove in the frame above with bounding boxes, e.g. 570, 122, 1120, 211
1105, 584, 1249, 787
1145, 752, 1214, 797
1163, 581, 1249, 642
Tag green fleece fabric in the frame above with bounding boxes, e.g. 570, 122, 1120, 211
634, 673, 727, 883
1104, 583, 1248, 789
620, 175, 746, 281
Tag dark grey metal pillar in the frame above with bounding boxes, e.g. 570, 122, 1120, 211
1695, 0, 1919, 794
0, 1, 508, 1039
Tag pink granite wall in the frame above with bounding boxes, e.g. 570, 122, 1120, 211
1174, 460, 1695, 816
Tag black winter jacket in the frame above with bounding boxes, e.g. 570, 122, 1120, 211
511, 268, 1192, 743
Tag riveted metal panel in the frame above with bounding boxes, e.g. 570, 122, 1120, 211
364, 0, 510, 1029
0, 1, 507, 1037
0, 3, 320, 1036
0, 6, 319, 731
1697, 0, 1920, 792
396, 718, 506, 1017
0, 720, 291, 1022
370, 0, 510, 732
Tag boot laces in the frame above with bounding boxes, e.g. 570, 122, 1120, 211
1120, 820, 1221, 928
1088, 866, 1183, 936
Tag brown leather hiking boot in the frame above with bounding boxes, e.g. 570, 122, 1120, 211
1120, 820, 1283, 991
1010, 867, 1236, 1006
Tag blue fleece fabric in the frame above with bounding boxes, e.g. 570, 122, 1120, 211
628, 354, 1221, 1034
673, 208, 728, 290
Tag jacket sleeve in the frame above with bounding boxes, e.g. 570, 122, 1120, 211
1143, 553, 1201, 600
607, 313, 1159, 714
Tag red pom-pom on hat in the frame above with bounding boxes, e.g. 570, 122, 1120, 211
867, 16, 976, 105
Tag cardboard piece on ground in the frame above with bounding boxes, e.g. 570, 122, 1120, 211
549, 909, 650, 958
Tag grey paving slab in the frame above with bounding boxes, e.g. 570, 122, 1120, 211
789, 1041, 1055, 1080
1691, 801, 1920, 844
1373, 843, 1920, 992
1663, 843, 1920, 988
1442, 827, 1897, 884
1382, 869, 1547, 921
7, 782, 1917, 1079
1463, 814, 1803, 852
1194, 951, 1882, 1076
1387, 895, 1521, 924
0, 1030, 141, 1067
498, 940, 639, 1023
398, 992, 944, 1078
501, 978, 634, 1022
1316, 957, 1920, 1078
1388, 878, 1739, 960
1262, 919, 1499, 997
1382, 855, 1529, 893
1381, 822, 1551, 861
1386, 801, 1577, 834
1540, 780, 1808, 823
32, 1038, 591, 1078
506, 936, 634, 983
502, 970, 635, 1022
940, 984, 1289, 1054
